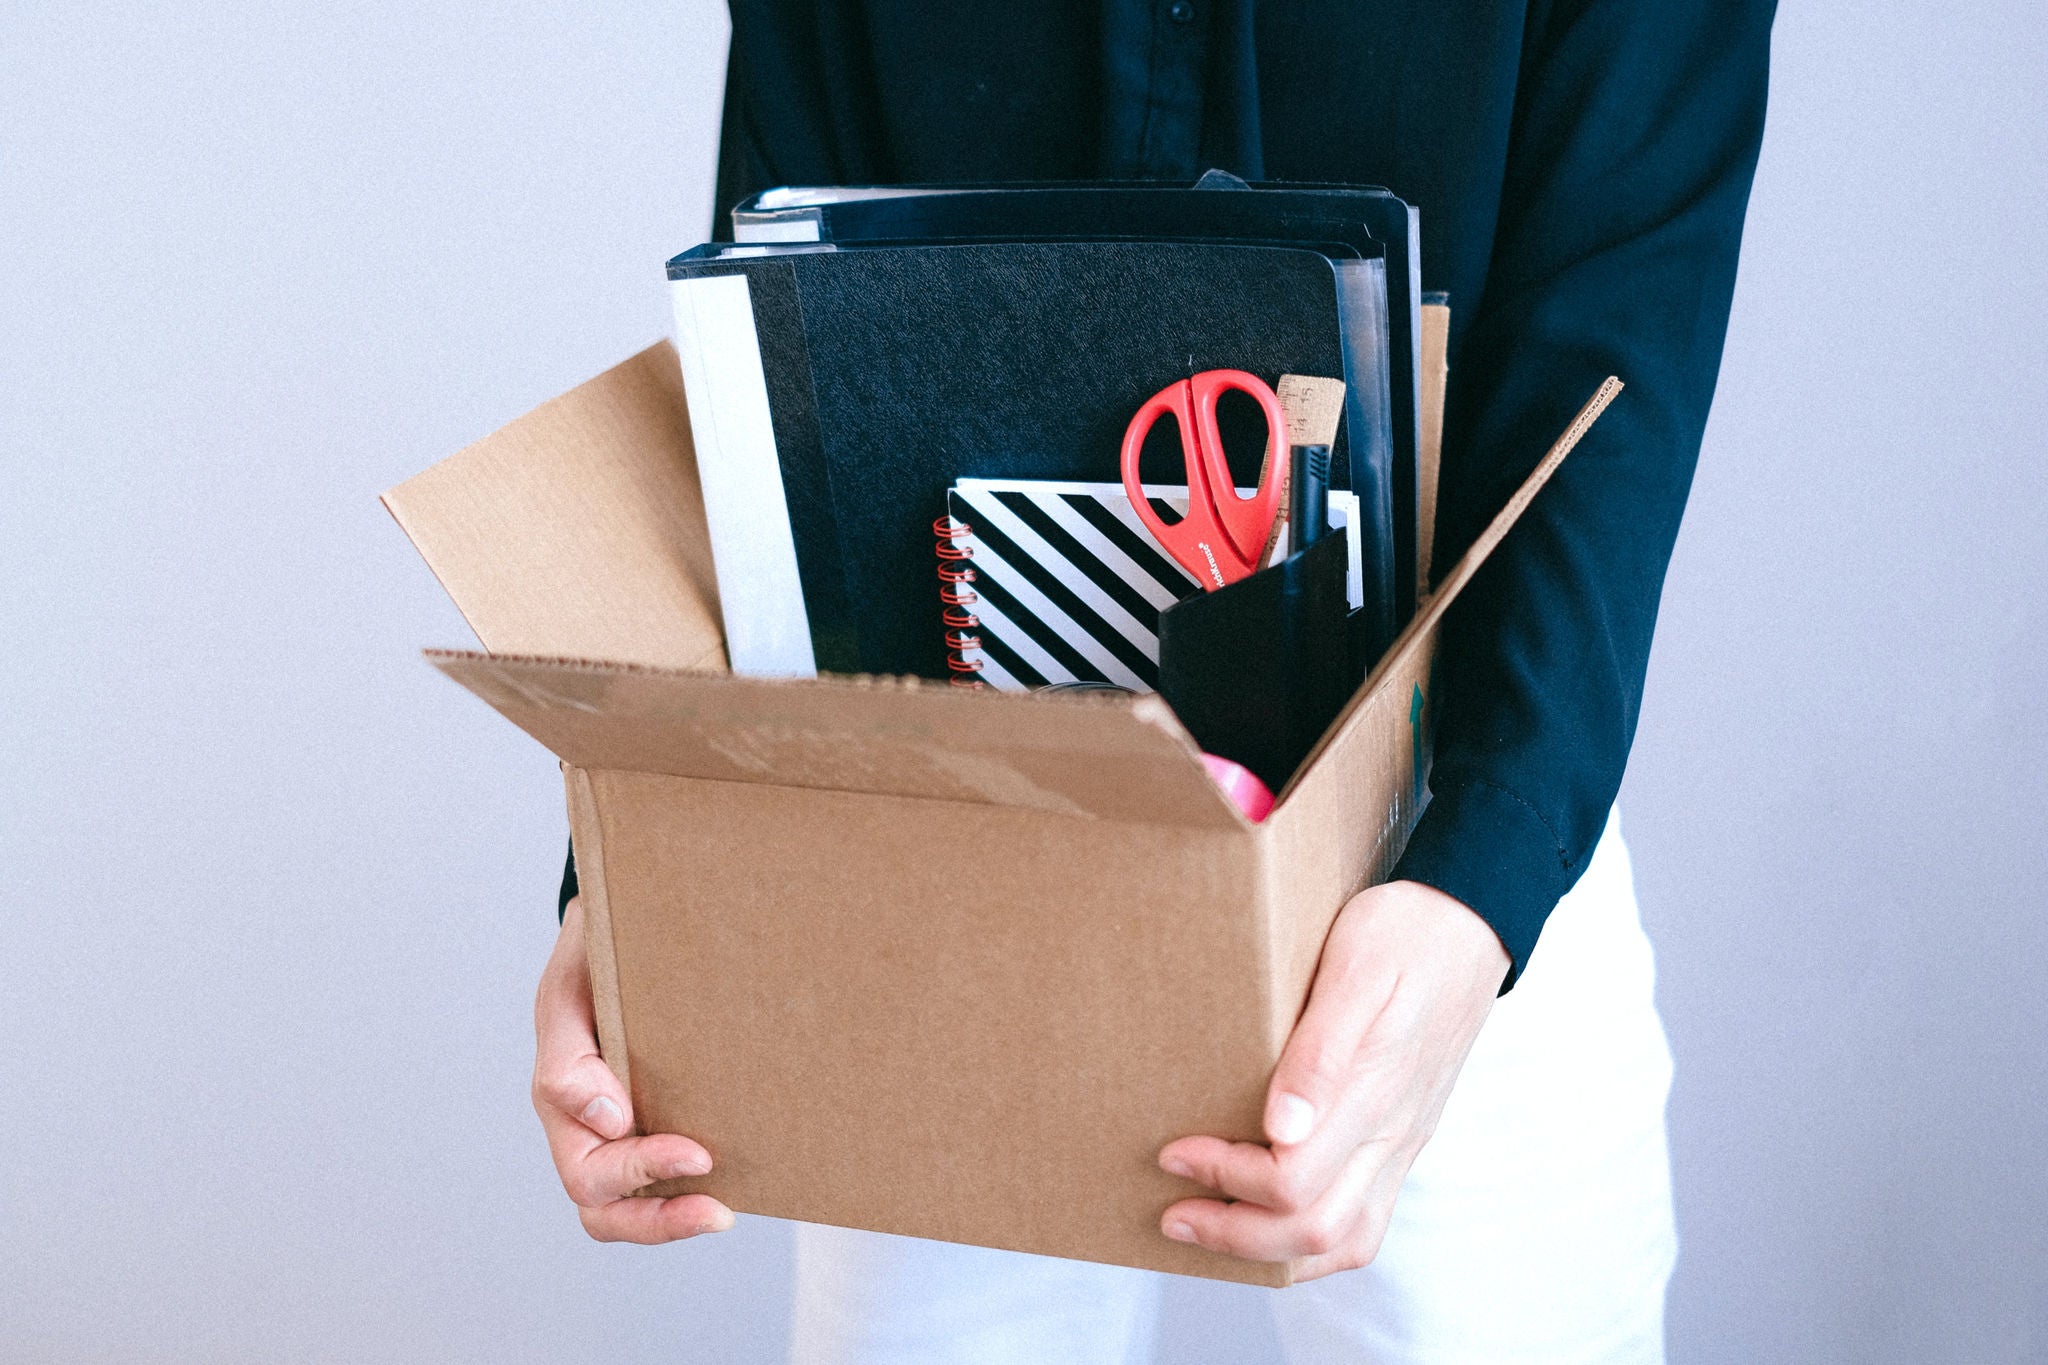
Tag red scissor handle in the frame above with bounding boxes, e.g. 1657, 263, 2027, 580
1119, 369, 1289, 590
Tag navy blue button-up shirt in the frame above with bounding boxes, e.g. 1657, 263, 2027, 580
686, 0, 1776, 985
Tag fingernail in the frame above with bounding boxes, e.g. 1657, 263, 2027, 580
1268, 1092, 1316, 1145
665, 1153, 711, 1179
701, 1207, 735, 1234
1164, 1220, 1196, 1243
580, 1095, 624, 1135
1160, 1155, 1192, 1179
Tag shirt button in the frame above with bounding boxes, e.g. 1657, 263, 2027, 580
1168, 1, 1195, 22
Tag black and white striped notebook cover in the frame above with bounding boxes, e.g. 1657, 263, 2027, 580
940, 479, 1362, 693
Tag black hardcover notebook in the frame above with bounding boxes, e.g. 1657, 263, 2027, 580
668, 239, 1375, 680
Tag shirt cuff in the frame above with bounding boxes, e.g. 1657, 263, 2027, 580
558, 839, 578, 922
1389, 775, 1576, 992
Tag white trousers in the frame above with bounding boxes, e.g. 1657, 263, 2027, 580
790, 809, 1677, 1365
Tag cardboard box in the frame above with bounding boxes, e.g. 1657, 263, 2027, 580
384, 320, 1618, 1285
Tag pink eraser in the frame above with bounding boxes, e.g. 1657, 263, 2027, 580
1201, 753, 1275, 823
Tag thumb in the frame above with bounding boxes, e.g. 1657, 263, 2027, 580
535, 899, 634, 1141
1263, 939, 1394, 1148
538, 1049, 634, 1143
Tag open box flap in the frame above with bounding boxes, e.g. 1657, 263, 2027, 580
431, 650, 1248, 829
381, 343, 728, 673
1273, 376, 1625, 810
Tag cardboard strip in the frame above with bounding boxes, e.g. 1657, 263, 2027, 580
1416, 302, 1450, 596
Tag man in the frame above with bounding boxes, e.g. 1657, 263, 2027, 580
530, 2, 1774, 1359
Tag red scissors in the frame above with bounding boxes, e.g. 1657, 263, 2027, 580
1119, 369, 1289, 590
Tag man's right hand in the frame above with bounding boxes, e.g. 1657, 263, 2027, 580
533, 896, 732, 1243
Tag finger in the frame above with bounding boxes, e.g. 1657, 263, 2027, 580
1161, 1141, 1382, 1263
1161, 1196, 1307, 1263
1158, 1136, 1287, 1209
534, 1049, 634, 1142
579, 1194, 735, 1245
1162, 1122, 1403, 1222
1263, 943, 1399, 1149
552, 1131, 714, 1209
1159, 1129, 1395, 1217
533, 900, 633, 1141
536, 898, 598, 1059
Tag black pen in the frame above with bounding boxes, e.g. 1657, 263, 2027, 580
1288, 443, 1331, 550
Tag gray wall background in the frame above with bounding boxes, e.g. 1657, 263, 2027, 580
3, 1, 2041, 1360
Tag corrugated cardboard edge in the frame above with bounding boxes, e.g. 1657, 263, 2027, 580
564, 765, 631, 1105
1416, 303, 1450, 596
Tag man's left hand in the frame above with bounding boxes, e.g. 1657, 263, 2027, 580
1157, 879, 1510, 1280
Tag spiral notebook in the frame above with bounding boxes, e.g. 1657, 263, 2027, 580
937, 479, 1363, 693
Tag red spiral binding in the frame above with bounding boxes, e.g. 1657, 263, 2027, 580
934, 514, 985, 688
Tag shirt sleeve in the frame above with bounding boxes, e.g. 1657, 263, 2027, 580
1389, 0, 1776, 988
